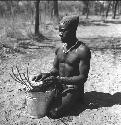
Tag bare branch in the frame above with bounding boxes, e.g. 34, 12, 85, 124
10, 65, 33, 90
11, 67, 26, 85
9, 73, 22, 84
26, 65, 31, 85
15, 65, 28, 86
22, 73, 33, 89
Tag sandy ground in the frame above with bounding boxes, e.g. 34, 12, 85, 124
1, 18, 121, 125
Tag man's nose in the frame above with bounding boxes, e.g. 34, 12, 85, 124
59, 32, 63, 37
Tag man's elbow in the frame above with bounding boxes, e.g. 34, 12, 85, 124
79, 74, 88, 83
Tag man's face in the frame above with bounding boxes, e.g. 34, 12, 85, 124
59, 24, 72, 43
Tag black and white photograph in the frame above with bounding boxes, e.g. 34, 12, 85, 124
0, 0, 121, 124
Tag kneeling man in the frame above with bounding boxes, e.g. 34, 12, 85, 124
32, 15, 91, 119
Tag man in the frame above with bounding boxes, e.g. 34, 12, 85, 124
32, 15, 91, 119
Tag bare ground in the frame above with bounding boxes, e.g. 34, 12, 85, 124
1, 17, 121, 125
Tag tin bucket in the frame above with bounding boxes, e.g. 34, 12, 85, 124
26, 89, 55, 118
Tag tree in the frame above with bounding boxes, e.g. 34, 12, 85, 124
112, 1, 119, 19
82, 0, 90, 19
35, 0, 40, 35
105, 1, 112, 18
117, 1, 121, 15
86, 1, 90, 19
53, 0, 59, 23
94, 1, 101, 15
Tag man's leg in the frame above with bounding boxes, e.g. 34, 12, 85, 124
47, 90, 84, 119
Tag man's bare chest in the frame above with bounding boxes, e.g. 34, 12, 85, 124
57, 50, 80, 66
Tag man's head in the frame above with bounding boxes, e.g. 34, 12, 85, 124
59, 15, 79, 43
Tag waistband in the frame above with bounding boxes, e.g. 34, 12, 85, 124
63, 84, 84, 90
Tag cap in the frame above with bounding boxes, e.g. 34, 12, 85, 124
59, 15, 79, 30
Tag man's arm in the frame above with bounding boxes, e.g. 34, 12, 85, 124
60, 60, 90, 86
60, 47, 91, 86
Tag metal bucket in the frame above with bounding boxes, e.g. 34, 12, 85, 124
26, 90, 55, 118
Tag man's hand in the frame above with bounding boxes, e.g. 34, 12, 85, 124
41, 73, 50, 81
43, 76, 61, 86
32, 73, 50, 82
32, 73, 42, 82
29, 86, 42, 92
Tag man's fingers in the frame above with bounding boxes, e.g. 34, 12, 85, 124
35, 77, 40, 82
35, 75, 42, 82
32, 76, 36, 81
43, 78, 53, 82
41, 76, 48, 81
43, 80, 53, 84
32, 75, 40, 81
45, 76, 55, 80
43, 78, 49, 82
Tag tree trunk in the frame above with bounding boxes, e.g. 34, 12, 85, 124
53, 0, 59, 23
112, 1, 118, 19
35, 0, 40, 35
106, 1, 112, 18
86, 1, 89, 19
82, 7, 86, 15
117, 2, 120, 15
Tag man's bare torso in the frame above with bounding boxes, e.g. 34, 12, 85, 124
56, 41, 91, 78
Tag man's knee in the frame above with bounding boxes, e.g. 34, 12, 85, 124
47, 107, 68, 119
47, 108, 61, 119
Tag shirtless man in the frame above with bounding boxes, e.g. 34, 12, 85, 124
32, 15, 91, 119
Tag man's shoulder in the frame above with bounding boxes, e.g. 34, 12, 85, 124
77, 41, 91, 59
78, 41, 90, 52
55, 43, 63, 55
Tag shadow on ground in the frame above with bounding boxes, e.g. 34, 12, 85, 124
79, 21, 109, 26
66, 91, 121, 117
104, 20, 121, 24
